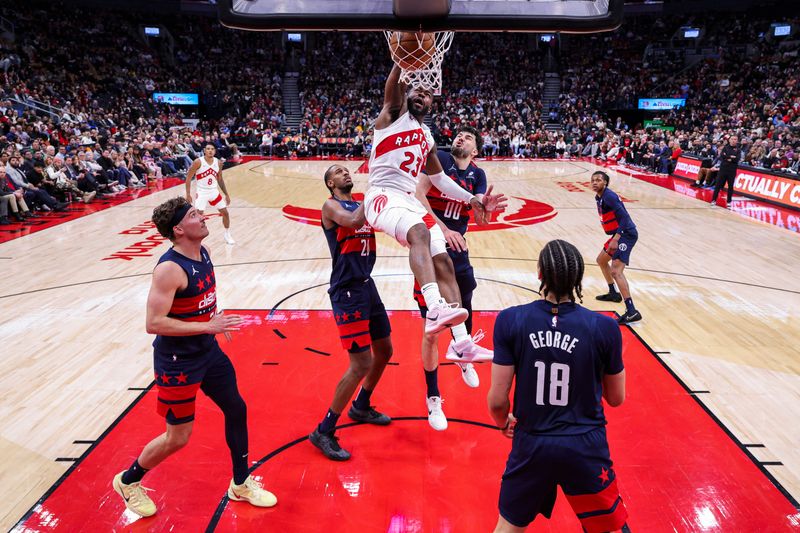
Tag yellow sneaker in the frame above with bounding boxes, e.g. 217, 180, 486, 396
112, 471, 157, 517
227, 476, 277, 508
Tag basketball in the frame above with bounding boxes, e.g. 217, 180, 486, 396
389, 32, 436, 71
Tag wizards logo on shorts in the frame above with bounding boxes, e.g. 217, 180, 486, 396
282, 195, 558, 231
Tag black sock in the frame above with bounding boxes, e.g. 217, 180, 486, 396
608, 283, 617, 294
121, 459, 148, 485
352, 387, 373, 410
222, 399, 250, 485
624, 298, 635, 313
318, 408, 340, 434
424, 368, 440, 398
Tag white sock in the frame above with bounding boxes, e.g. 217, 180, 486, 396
421, 282, 444, 308
451, 323, 469, 344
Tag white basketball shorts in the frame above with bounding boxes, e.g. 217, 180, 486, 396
364, 186, 446, 256
195, 188, 227, 211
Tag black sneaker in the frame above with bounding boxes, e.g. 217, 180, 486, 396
309, 428, 351, 461
596, 292, 623, 303
617, 310, 642, 324
348, 405, 391, 426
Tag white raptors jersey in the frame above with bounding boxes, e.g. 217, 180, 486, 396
195, 157, 220, 191
369, 112, 435, 194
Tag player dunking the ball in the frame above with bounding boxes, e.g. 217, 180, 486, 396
309, 164, 394, 460
186, 144, 235, 245
488, 239, 629, 532
413, 127, 507, 430
112, 197, 276, 517
364, 64, 504, 419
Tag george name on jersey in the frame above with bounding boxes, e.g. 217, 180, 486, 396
529, 330, 580, 353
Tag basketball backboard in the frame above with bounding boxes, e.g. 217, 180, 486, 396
218, 0, 624, 33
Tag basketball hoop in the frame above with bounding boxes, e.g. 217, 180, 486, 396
384, 31, 454, 95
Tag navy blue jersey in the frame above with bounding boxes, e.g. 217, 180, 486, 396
493, 300, 624, 436
152, 246, 219, 356
596, 188, 636, 236
425, 150, 487, 235
323, 198, 376, 293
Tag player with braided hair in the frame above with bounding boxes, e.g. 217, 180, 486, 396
488, 239, 629, 533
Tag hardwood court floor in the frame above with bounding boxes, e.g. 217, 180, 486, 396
1, 159, 799, 530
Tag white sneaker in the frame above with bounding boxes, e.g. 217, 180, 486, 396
228, 475, 277, 508
224, 231, 236, 245
424, 301, 468, 334
446, 329, 494, 363
456, 362, 480, 388
426, 396, 448, 431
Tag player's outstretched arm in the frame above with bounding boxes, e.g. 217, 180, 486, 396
146, 261, 240, 336
321, 199, 366, 230
375, 64, 407, 130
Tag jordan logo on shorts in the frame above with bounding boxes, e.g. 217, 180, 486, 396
372, 194, 388, 215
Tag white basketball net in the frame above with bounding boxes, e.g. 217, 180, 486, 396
384, 31, 454, 95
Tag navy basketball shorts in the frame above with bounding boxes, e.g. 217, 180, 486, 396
153, 343, 237, 425
330, 278, 391, 353
603, 231, 638, 265
498, 427, 628, 532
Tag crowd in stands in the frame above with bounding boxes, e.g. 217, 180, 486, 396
557, 13, 799, 176
1, 0, 798, 222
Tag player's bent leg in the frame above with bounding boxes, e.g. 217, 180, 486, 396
417, 250, 468, 335
347, 344, 391, 426
610, 261, 630, 299
406, 223, 436, 285
113, 421, 194, 517
361, 336, 392, 394
595, 249, 622, 302
612, 260, 642, 324
310, 347, 368, 461
200, 349, 276, 506
431, 251, 461, 305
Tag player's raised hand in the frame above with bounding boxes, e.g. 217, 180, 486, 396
207, 311, 243, 337
482, 185, 508, 213
443, 228, 467, 253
